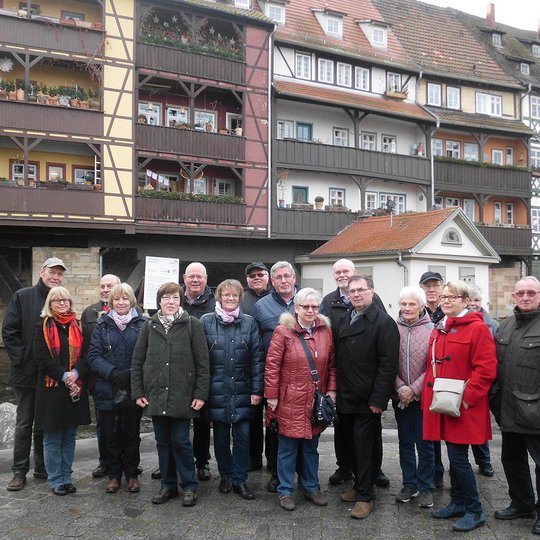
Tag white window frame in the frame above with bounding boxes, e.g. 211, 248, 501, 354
447, 86, 460, 110
333, 128, 349, 147
234, 0, 250, 7
193, 176, 208, 195
521, 63, 530, 76
531, 95, 540, 119
494, 202, 502, 224
12, 163, 37, 182
74, 167, 94, 185
382, 135, 397, 153
532, 148, 540, 168
48, 165, 64, 182
355, 67, 370, 91
492, 149, 504, 165
337, 63, 352, 87
372, 26, 387, 48
295, 52, 311, 80
267, 3, 284, 24
318, 58, 334, 83
492, 33, 502, 47
446, 140, 460, 159
506, 202, 514, 225
427, 82, 441, 106
226, 113, 242, 132
476, 92, 502, 116
506, 147, 514, 166
326, 16, 342, 37
138, 102, 161, 125
366, 191, 377, 210
463, 199, 475, 222
387, 72, 401, 93
277, 120, 294, 139
194, 110, 217, 132
380, 192, 406, 214
446, 197, 460, 208
166, 106, 188, 126
533, 44, 540, 57
329, 187, 345, 207
213, 178, 235, 196
464, 143, 479, 161
532, 208, 540, 232
361, 132, 376, 151
432, 138, 443, 157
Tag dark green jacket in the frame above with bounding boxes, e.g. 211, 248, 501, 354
131, 311, 210, 419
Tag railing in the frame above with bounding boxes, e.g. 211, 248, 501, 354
274, 139, 431, 184
136, 124, 245, 162
476, 224, 532, 256
136, 197, 246, 226
137, 43, 246, 85
272, 207, 358, 240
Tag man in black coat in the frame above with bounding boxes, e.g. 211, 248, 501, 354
334, 274, 399, 520
2, 257, 66, 491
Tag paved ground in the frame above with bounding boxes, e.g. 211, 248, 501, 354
0, 428, 536, 540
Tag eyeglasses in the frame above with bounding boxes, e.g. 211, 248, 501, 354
299, 304, 319, 311
51, 299, 69, 304
221, 293, 240, 299
247, 272, 267, 279
439, 295, 463, 302
161, 295, 181, 301
514, 290, 539, 298
273, 274, 293, 281
349, 287, 372, 294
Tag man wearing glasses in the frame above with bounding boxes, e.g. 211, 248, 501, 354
334, 274, 399, 519
3, 257, 66, 491
493, 276, 540, 536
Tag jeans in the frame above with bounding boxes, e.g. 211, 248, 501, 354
193, 406, 211, 468
446, 442, 482, 515
394, 401, 434, 492
471, 442, 492, 467
277, 434, 320, 497
501, 431, 540, 511
213, 420, 249, 485
100, 407, 143, 480
43, 427, 77, 489
95, 405, 107, 467
433, 441, 445, 483
152, 416, 197, 492
13, 386, 45, 476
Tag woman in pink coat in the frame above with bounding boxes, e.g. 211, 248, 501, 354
422, 280, 496, 533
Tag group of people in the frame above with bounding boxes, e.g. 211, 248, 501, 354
2, 256, 540, 535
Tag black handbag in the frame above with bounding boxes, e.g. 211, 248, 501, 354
298, 335, 336, 428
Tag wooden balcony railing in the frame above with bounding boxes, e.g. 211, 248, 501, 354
476, 224, 532, 256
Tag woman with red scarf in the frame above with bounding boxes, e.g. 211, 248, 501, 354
33, 286, 90, 496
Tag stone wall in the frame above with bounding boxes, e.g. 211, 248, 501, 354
489, 261, 522, 320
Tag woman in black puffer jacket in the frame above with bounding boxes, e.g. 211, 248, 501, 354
200, 279, 264, 500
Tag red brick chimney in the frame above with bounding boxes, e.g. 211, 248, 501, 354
486, 3, 495, 29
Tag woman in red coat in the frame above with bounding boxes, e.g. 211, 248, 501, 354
265, 288, 336, 512
422, 280, 496, 533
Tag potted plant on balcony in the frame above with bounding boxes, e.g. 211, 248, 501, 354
15, 80, 25, 101
78, 88, 89, 109
277, 176, 286, 208
88, 89, 100, 110
69, 93, 79, 108
57, 86, 70, 107
36, 84, 48, 104
0, 81, 8, 101
27, 84, 37, 103
314, 196, 324, 210
48, 86, 59, 106
5, 81, 16, 100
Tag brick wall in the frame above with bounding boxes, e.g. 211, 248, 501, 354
489, 262, 521, 320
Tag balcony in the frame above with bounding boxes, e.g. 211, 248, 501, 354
136, 124, 245, 162
0, 183, 104, 217
476, 224, 532, 256
435, 159, 531, 197
138, 43, 246, 86
136, 197, 245, 226
274, 139, 431, 184
0, 100, 103, 137
0, 15, 103, 56
272, 207, 358, 240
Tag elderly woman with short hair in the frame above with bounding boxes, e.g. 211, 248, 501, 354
265, 287, 336, 511
394, 285, 435, 508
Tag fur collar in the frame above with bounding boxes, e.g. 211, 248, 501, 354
279, 312, 331, 331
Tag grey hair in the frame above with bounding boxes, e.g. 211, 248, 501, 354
516, 276, 540, 289
294, 287, 322, 306
399, 285, 426, 306
467, 284, 482, 299
270, 261, 296, 278
349, 274, 374, 289
108, 283, 137, 309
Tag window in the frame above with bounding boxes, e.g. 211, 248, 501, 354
295, 52, 311, 80
427, 83, 441, 106
366, 192, 377, 210
333, 128, 348, 146
447, 86, 460, 109
464, 143, 479, 161
476, 93, 502, 116
361, 132, 376, 150
166, 106, 187, 127
506, 203, 514, 224
443, 227, 462, 245
521, 63, 530, 76
296, 122, 312, 142
463, 199, 475, 222
213, 179, 235, 196
47, 163, 65, 182
138, 102, 161, 125
234, 0, 250, 7
194, 110, 216, 132
11, 162, 37, 182
531, 95, 540, 119
277, 120, 294, 139
380, 193, 406, 213
382, 135, 397, 153
193, 177, 208, 195
326, 16, 342, 37
459, 267, 475, 283
267, 3, 284, 23
387, 72, 401, 93
337, 63, 352, 87
226, 113, 242, 132
492, 149, 504, 165
532, 208, 540, 232
73, 166, 94, 185
434, 196, 443, 209
492, 33, 502, 47
292, 186, 308, 204
532, 148, 540, 168
445, 197, 460, 208
432, 138, 443, 156
446, 141, 460, 159
506, 147, 514, 166
494, 202, 502, 224
533, 44, 540, 57
355, 67, 370, 91
372, 26, 387, 48
61, 10, 84, 21
329, 188, 345, 206
318, 59, 334, 83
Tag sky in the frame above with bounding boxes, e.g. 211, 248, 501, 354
420, 0, 539, 32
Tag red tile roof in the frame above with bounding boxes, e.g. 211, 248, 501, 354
311, 208, 456, 256
274, 79, 435, 122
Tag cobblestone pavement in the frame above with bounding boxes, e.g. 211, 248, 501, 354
0, 428, 535, 539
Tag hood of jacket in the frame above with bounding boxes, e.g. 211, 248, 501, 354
279, 312, 331, 332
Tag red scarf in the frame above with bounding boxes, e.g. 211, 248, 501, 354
42, 312, 83, 388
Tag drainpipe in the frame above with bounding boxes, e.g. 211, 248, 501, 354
267, 25, 277, 240
395, 251, 408, 287
430, 118, 440, 208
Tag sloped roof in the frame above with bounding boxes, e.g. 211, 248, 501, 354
272, 0, 417, 70
171, 0, 273, 25
274, 79, 435, 122
373, 0, 522, 89
311, 208, 456, 256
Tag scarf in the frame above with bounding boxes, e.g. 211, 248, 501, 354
42, 312, 83, 388
110, 308, 136, 331
215, 301, 239, 324
158, 308, 182, 334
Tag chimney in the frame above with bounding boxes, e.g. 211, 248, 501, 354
486, 3, 495, 29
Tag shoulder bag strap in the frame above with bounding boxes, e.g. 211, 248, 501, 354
298, 335, 319, 387
431, 337, 437, 380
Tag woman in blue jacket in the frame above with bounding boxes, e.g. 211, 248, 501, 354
88, 283, 145, 494
201, 279, 264, 500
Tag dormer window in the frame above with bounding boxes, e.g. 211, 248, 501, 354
372, 26, 387, 48
267, 2, 284, 24
234, 0, 251, 7
356, 19, 389, 49
533, 44, 540, 57
326, 16, 342, 37
521, 62, 531, 75
492, 33, 502, 47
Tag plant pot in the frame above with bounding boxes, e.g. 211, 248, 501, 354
219, 129, 228, 135
37, 94, 49, 105
93, 22, 103, 30
235, 127, 243, 136
27, 94, 37, 103
75, 20, 92, 29
48, 96, 59, 106
8, 91, 17, 100
0, 90, 8, 100
94, 183, 102, 191
89, 100, 100, 110
315, 201, 323, 210
69, 98, 79, 108
59, 96, 70, 107
16, 88, 25, 101
278, 199, 285, 208
79, 100, 89, 109
62, 18, 76, 26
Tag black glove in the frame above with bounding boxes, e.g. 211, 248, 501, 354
110, 369, 131, 389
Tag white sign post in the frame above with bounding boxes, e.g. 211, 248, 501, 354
143, 256, 180, 310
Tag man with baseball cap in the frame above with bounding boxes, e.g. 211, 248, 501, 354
2, 256, 67, 490
240, 262, 270, 316
419, 271, 444, 324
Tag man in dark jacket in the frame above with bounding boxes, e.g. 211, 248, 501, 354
240, 261, 270, 316
494, 276, 540, 536
80, 274, 120, 479
2, 256, 66, 491
335, 274, 399, 520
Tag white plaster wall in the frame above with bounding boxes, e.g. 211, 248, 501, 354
421, 227, 488, 257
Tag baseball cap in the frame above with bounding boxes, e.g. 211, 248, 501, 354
419, 271, 443, 285
245, 262, 268, 275
42, 257, 67, 271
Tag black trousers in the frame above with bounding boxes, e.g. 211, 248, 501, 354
193, 405, 211, 468
100, 407, 143, 480
249, 402, 264, 465
340, 412, 383, 501
333, 412, 351, 470
95, 406, 107, 466
501, 431, 540, 511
